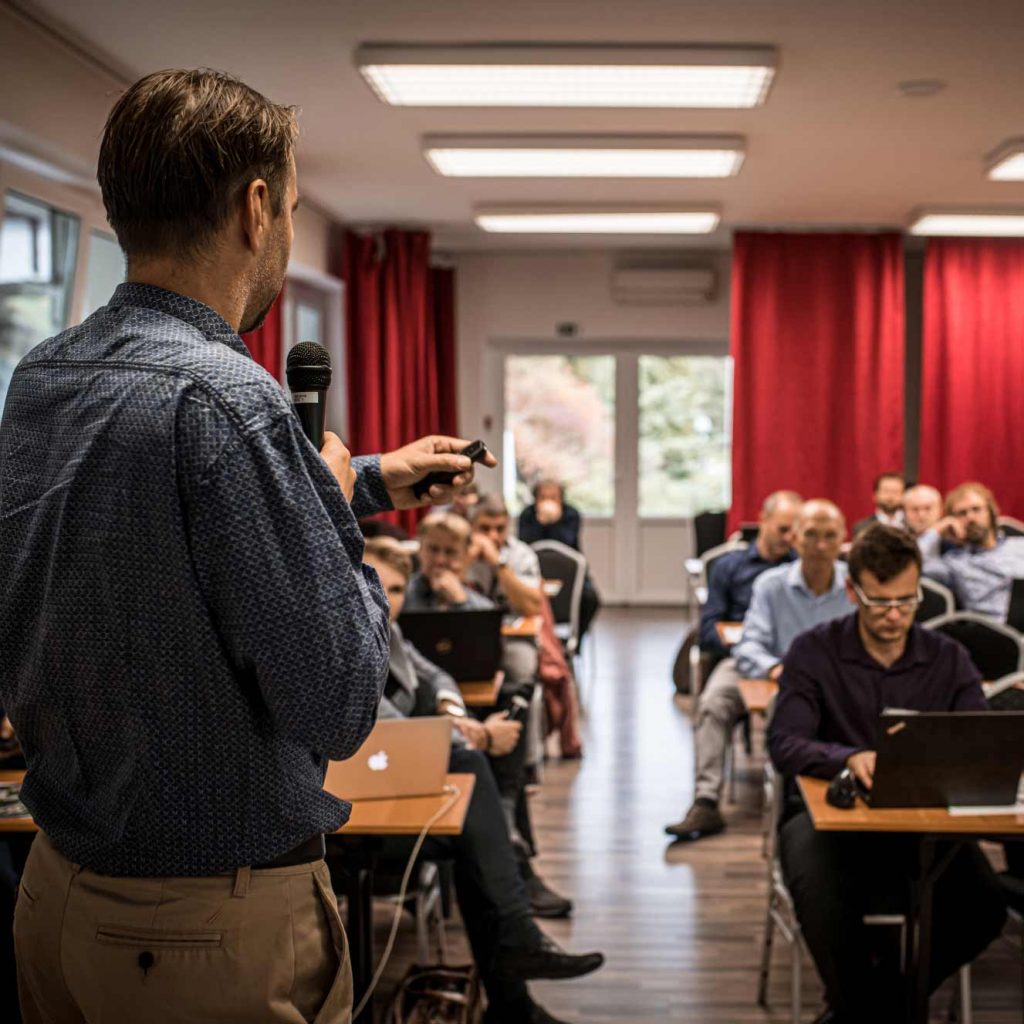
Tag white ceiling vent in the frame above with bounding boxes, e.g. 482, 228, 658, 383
610, 265, 717, 306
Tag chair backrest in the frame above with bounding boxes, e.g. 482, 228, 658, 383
998, 516, 1024, 538
917, 577, 954, 623
925, 611, 1024, 680
532, 540, 587, 643
983, 672, 1024, 711
693, 510, 727, 557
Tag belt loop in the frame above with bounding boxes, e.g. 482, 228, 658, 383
232, 866, 251, 898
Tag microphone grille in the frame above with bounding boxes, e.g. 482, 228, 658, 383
286, 342, 332, 390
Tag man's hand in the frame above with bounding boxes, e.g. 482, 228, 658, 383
452, 717, 488, 749
846, 750, 877, 790
483, 711, 522, 756
536, 498, 562, 525
320, 431, 356, 503
469, 532, 501, 567
429, 569, 468, 606
937, 515, 965, 543
767, 663, 784, 682
379, 435, 498, 510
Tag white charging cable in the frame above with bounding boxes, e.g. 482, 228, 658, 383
350, 782, 462, 1020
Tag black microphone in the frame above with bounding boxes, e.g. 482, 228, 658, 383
286, 342, 332, 450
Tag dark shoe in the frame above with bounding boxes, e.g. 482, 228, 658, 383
484, 999, 570, 1024
493, 933, 604, 981
525, 873, 573, 919
664, 801, 725, 841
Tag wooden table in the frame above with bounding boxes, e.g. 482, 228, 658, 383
738, 678, 778, 715
0, 768, 474, 1024
458, 669, 504, 707
798, 775, 1024, 1024
502, 615, 541, 639
715, 620, 743, 648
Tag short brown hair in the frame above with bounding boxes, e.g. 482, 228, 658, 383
471, 494, 509, 522
363, 537, 412, 580
98, 69, 298, 261
848, 523, 921, 585
945, 481, 999, 529
418, 512, 472, 547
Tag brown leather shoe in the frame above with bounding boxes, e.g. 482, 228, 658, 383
664, 801, 726, 841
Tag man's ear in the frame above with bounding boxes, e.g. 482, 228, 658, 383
844, 578, 858, 607
240, 178, 271, 255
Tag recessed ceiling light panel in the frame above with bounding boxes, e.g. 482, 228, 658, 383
986, 139, 1024, 181
423, 134, 746, 178
474, 205, 721, 234
357, 44, 777, 108
909, 208, 1024, 236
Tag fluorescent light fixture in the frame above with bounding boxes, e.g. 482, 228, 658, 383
356, 44, 776, 108
986, 138, 1024, 180
909, 208, 1024, 236
423, 134, 745, 178
474, 205, 721, 234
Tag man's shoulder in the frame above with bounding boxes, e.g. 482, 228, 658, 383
787, 616, 847, 661
507, 535, 540, 571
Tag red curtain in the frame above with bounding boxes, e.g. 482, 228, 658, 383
240, 294, 283, 380
340, 229, 459, 535
729, 232, 905, 531
919, 238, 1024, 513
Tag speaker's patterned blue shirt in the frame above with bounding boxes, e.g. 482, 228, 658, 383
0, 284, 391, 876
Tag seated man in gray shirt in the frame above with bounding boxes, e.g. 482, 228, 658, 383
923, 481, 1024, 620
666, 500, 852, 842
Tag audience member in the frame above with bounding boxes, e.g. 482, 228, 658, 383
923, 481, 1024, 620
769, 525, 1006, 1023
665, 500, 850, 842
698, 490, 801, 665
341, 546, 602, 1024
852, 472, 905, 537
518, 480, 601, 640
358, 517, 410, 542
367, 537, 572, 919
901, 483, 949, 559
440, 480, 481, 521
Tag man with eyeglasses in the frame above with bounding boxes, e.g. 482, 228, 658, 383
922, 481, 1024, 621
769, 524, 1005, 1024
666, 499, 851, 842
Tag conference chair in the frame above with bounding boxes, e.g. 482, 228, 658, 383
984, 672, 1024, 711
997, 516, 1024, 538
756, 765, 972, 1024
532, 541, 586, 656
925, 612, 1024, 682
916, 577, 955, 624
679, 540, 748, 698
693, 509, 727, 557
728, 522, 761, 544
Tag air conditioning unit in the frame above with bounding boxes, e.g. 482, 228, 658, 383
610, 265, 717, 306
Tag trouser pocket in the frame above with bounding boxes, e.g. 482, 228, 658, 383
95, 925, 223, 949
311, 865, 353, 1024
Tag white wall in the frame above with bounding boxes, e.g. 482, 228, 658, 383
452, 249, 732, 604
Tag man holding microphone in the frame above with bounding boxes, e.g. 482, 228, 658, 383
0, 69, 490, 1023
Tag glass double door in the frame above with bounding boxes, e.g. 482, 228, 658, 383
497, 344, 731, 603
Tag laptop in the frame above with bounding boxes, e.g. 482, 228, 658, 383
323, 717, 451, 801
397, 608, 504, 682
1005, 578, 1024, 632
867, 710, 1024, 809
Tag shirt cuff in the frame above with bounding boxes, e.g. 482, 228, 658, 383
350, 455, 393, 518
436, 688, 465, 709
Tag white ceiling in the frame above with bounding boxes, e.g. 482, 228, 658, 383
25, 0, 1024, 251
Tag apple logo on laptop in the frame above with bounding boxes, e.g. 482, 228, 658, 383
368, 750, 389, 772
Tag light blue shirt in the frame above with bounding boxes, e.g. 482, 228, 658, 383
734, 559, 853, 678
923, 535, 1024, 621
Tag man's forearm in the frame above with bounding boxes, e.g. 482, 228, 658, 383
499, 568, 542, 615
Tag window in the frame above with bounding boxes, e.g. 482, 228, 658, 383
503, 354, 615, 516
0, 191, 80, 410
638, 354, 731, 517
82, 230, 124, 318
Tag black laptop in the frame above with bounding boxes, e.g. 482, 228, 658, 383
868, 710, 1024, 808
397, 608, 504, 682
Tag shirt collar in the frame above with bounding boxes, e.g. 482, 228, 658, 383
109, 283, 252, 360
786, 558, 845, 596
837, 613, 930, 670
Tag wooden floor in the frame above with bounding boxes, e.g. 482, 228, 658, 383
374, 607, 1023, 1022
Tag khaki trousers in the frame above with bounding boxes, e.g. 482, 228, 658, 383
14, 831, 352, 1024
